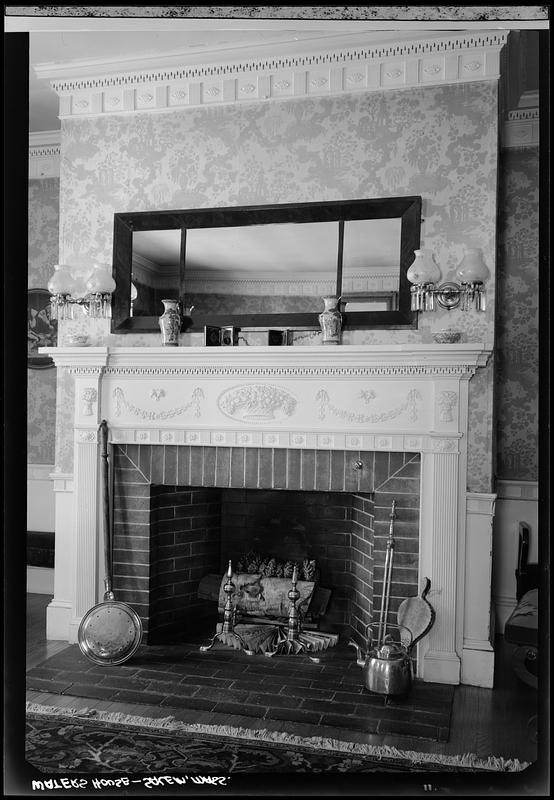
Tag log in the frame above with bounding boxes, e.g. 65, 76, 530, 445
198, 573, 331, 624
218, 573, 315, 618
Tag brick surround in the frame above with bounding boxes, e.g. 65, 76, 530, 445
112, 444, 420, 644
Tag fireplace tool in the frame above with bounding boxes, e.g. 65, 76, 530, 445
349, 500, 414, 696
377, 499, 397, 649
200, 560, 249, 653
77, 420, 143, 665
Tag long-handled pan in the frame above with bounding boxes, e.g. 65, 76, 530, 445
78, 420, 143, 665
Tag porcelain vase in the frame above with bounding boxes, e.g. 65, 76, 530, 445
318, 296, 342, 345
158, 299, 181, 346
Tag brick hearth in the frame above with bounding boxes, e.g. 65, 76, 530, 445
27, 641, 453, 742
111, 444, 420, 645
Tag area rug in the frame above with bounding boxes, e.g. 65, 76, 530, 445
26, 703, 529, 775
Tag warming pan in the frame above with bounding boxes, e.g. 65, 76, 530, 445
77, 420, 143, 666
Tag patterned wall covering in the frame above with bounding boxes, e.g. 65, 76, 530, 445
28, 178, 59, 464
495, 146, 539, 481
55, 82, 499, 489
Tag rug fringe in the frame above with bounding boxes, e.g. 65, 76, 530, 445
25, 701, 530, 772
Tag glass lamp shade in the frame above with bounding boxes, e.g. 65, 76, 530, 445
47, 264, 75, 295
456, 248, 490, 284
406, 249, 442, 285
71, 274, 88, 299
85, 263, 116, 294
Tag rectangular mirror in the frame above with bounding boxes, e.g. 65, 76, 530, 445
185, 221, 338, 317
112, 197, 421, 333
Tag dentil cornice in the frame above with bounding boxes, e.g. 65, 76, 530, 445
28, 130, 61, 178
502, 104, 540, 149
36, 30, 509, 121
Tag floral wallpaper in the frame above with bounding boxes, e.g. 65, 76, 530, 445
55, 82, 499, 488
28, 178, 59, 464
495, 146, 539, 481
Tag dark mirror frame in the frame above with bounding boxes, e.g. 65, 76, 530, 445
111, 196, 421, 334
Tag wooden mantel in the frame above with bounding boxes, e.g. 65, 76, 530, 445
42, 342, 496, 687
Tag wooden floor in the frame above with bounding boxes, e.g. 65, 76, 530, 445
26, 593, 538, 764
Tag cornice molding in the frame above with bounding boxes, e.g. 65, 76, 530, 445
502, 106, 539, 149
38, 31, 508, 121
29, 130, 61, 147
29, 130, 61, 178
40, 343, 492, 376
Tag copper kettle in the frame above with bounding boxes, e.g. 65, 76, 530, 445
348, 622, 413, 696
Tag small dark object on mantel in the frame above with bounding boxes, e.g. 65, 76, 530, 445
221, 326, 240, 346
267, 329, 292, 346
204, 325, 221, 346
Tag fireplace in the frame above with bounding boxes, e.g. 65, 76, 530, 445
44, 343, 496, 686
111, 443, 420, 644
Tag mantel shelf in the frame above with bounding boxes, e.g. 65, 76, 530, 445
40, 343, 492, 372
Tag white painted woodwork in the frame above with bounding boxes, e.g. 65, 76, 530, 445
42, 343, 495, 686
462, 492, 497, 687
34, 31, 509, 121
46, 473, 74, 641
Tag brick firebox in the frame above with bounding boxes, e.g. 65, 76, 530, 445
111, 444, 420, 645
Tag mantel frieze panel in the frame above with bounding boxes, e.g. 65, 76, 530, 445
100, 377, 435, 434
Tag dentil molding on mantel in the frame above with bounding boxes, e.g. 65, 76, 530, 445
42, 343, 492, 371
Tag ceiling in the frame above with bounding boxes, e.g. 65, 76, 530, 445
28, 25, 443, 133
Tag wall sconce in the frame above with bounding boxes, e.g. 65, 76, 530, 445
47, 263, 116, 320
407, 248, 490, 312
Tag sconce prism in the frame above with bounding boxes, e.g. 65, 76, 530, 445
407, 248, 489, 312
48, 263, 116, 320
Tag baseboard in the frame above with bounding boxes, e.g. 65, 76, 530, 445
461, 647, 495, 688
422, 650, 461, 684
27, 566, 54, 595
46, 600, 72, 641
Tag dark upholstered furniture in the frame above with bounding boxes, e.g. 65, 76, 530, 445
504, 522, 538, 688
27, 531, 55, 569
